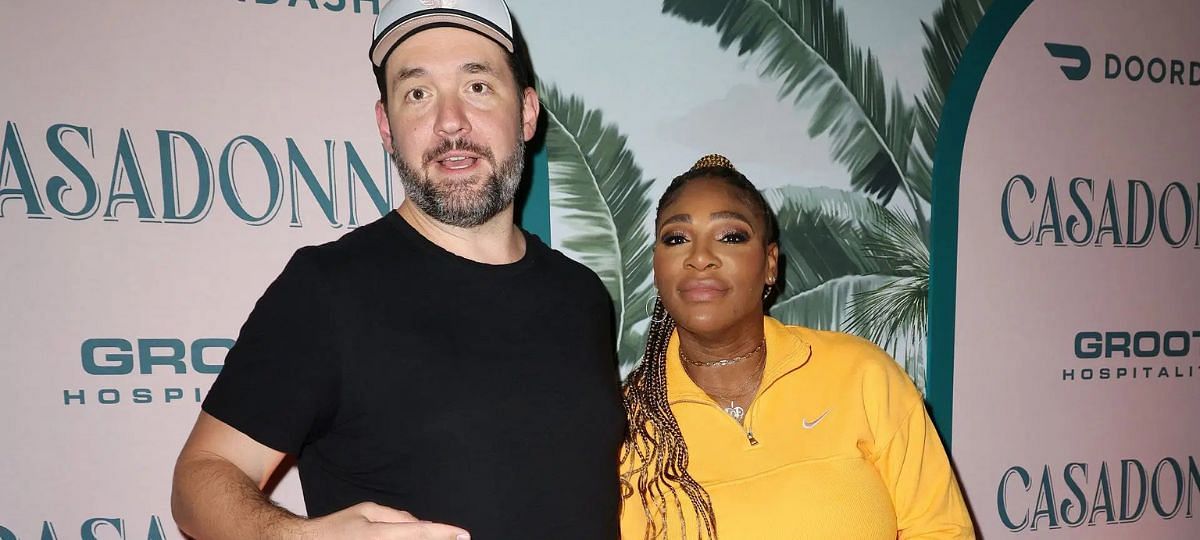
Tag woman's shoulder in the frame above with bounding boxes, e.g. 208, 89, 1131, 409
772, 320, 916, 393
775, 322, 891, 364
774, 320, 926, 433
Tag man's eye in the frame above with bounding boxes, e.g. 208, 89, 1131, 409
469, 82, 491, 93
406, 88, 427, 101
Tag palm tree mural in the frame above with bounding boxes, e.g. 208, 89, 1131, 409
542, 0, 990, 392
538, 84, 657, 368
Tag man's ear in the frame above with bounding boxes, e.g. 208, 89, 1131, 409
520, 87, 540, 142
375, 100, 394, 150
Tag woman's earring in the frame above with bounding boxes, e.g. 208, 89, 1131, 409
647, 295, 669, 323
763, 279, 775, 300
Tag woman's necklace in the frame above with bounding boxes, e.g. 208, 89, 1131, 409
693, 350, 767, 422
680, 338, 765, 367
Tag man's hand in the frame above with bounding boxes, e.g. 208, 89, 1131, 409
306, 502, 470, 539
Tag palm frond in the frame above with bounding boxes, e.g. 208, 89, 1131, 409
909, 0, 992, 205
763, 185, 929, 389
538, 83, 656, 369
845, 273, 927, 385
845, 209, 929, 355
770, 274, 895, 332
846, 276, 927, 344
662, 0, 924, 224
764, 185, 891, 297
862, 205, 929, 277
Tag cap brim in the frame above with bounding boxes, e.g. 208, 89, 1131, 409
371, 12, 515, 67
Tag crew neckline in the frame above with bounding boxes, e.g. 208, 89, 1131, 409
384, 210, 543, 275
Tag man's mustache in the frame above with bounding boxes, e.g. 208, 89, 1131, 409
422, 138, 495, 167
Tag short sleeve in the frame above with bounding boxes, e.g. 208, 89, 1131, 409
202, 247, 340, 454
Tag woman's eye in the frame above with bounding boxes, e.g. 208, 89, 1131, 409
720, 231, 750, 243
660, 233, 688, 246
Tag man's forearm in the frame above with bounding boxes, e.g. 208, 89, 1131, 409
171, 455, 308, 540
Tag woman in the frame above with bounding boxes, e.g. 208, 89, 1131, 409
619, 155, 974, 539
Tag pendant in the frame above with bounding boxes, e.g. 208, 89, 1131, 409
724, 402, 745, 422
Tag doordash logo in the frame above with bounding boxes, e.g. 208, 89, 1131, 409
1045, 42, 1200, 86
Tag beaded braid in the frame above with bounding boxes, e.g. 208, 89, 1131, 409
620, 298, 717, 540
620, 154, 777, 539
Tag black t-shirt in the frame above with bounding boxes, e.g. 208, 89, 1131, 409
203, 211, 625, 538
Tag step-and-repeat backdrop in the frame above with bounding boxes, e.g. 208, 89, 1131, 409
3, 0, 1197, 538
0, 1, 386, 536
930, 0, 1199, 538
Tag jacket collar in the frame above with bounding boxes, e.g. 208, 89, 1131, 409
666, 316, 813, 404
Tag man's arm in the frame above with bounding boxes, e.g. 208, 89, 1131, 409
171, 412, 471, 540
171, 412, 300, 538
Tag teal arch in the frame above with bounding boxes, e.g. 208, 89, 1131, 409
927, 0, 1035, 448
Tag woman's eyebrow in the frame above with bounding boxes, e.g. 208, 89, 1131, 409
710, 211, 754, 230
661, 214, 691, 226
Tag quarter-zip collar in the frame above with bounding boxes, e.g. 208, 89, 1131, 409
666, 316, 812, 406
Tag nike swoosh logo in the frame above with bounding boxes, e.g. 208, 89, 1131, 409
802, 410, 830, 429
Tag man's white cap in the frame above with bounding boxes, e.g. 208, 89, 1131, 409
370, 0, 515, 68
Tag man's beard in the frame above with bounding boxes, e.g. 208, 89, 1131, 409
392, 136, 524, 228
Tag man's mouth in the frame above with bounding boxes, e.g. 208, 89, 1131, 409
432, 151, 483, 172
426, 144, 489, 173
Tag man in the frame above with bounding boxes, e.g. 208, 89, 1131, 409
170, 1, 624, 538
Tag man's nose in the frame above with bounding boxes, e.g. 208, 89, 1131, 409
435, 94, 471, 138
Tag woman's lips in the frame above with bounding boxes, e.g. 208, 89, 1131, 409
678, 279, 729, 302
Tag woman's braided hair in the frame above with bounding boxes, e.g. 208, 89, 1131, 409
620, 154, 777, 539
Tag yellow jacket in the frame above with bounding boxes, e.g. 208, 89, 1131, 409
620, 317, 974, 539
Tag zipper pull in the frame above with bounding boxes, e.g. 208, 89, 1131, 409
746, 430, 759, 446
